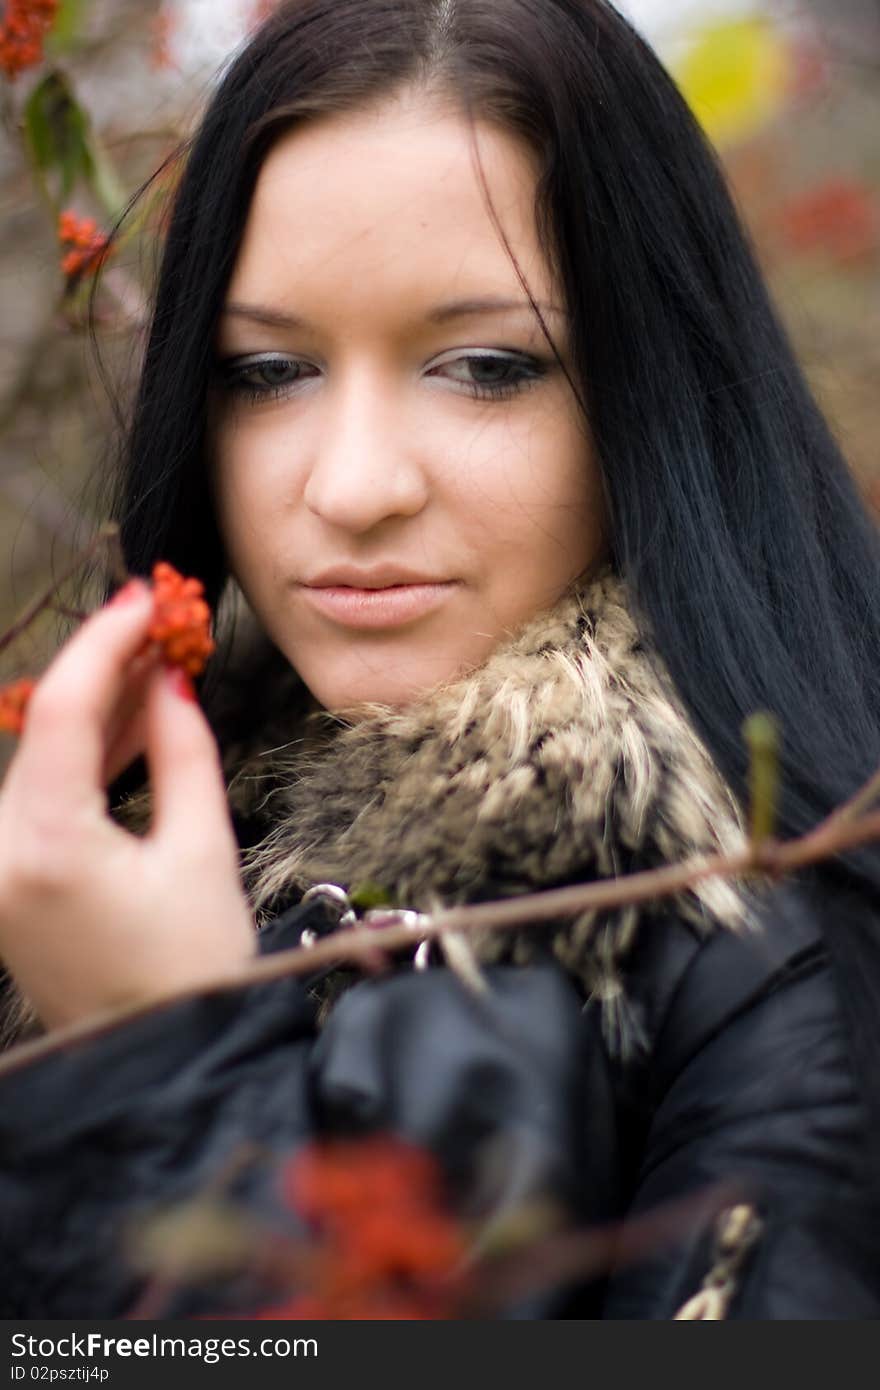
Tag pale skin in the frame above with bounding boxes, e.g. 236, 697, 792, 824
0, 89, 606, 1029
0, 584, 255, 1030
211, 90, 606, 713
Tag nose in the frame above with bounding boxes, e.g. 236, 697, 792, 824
302, 366, 429, 534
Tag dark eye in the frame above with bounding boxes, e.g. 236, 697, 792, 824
459, 357, 519, 385
251, 359, 302, 388
219, 355, 311, 402
435, 352, 547, 401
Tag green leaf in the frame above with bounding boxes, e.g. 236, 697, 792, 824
348, 881, 396, 910
23, 71, 94, 201
85, 132, 128, 218
45, 0, 91, 57
742, 710, 779, 843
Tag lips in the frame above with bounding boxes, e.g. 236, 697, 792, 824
305, 564, 448, 589
300, 581, 457, 629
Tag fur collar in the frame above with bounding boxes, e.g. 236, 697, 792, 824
113, 566, 754, 1045
179, 566, 754, 1029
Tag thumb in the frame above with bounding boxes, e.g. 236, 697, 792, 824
144, 665, 235, 856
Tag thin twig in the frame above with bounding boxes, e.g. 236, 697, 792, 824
0, 522, 126, 658
2, 784, 880, 1078
464, 1180, 743, 1314
0, 469, 90, 553
815, 766, 880, 831
123, 1140, 270, 1320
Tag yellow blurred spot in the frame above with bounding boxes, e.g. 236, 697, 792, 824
672, 16, 790, 147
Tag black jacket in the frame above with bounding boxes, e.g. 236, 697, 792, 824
2, 570, 877, 1318
0, 880, 875, 1319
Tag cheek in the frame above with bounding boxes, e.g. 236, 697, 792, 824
210, 452, 244, 559
210, 425, 290, 566
210, 475, 266, 605
542, 406, 603, 523
462, 410, 597, 534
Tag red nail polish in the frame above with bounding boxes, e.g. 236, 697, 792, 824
165, 667, 197, 702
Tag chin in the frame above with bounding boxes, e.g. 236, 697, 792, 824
326, 689, 422, 719
313, 669, 451, 718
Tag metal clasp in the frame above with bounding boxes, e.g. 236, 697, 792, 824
362, 907, 434, 970
299, 886, 433, 968
298, 882, 358, 946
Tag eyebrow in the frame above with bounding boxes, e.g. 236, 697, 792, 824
221, 296, 566, 330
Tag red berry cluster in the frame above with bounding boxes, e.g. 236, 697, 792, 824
0, 679, 37, 736
58, 210, 113, 281
0, 563, 215, 740
147, 562, 215, 679
0, 0, 58, 78
776, 177, 879, 264
250, 1136, 467, 1320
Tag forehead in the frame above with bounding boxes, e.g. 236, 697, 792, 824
227, 95, 557, 315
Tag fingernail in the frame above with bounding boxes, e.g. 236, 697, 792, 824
109, 579, 150, 608
164, 666, 197, 703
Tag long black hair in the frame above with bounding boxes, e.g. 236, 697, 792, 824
94, 0, 880, 1187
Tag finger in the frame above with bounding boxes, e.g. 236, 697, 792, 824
103, 703, 150, 790
102, 643, 163, 786
144, 664, 237, 859
12, 582, 156, 817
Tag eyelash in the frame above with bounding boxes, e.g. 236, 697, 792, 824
216, 351, 548, 406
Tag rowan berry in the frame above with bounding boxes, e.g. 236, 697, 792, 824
0, 563, 214, 742
266, 1136, 467, 1320
57, 209, 113, 283
0, 0, 59, 79
0, 678, 36, 736
147, 562, 215, 679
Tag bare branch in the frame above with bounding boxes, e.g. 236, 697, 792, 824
0, 522, 126, 658
2, 766, 879, 1078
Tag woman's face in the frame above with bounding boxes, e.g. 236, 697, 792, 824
211, 90, 606, 716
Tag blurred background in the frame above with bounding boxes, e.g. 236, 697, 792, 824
0, 0, 878, 703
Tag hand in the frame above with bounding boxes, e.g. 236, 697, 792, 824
0, 582, 256, 1029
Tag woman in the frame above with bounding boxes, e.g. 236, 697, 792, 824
0, 0, 879, 1318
